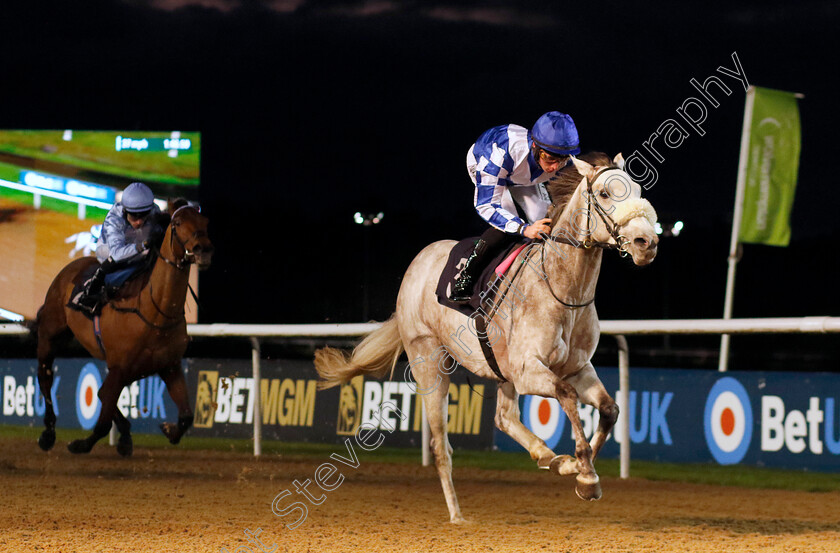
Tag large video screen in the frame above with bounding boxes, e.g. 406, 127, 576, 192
0, 130, 201, 322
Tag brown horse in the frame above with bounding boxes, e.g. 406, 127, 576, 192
31, 201, 214, 456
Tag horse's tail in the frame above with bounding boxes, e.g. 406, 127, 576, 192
314, 315, 404, 390
23, 306, 44, 341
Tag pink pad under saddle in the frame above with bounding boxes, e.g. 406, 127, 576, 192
494, 244, 528, 276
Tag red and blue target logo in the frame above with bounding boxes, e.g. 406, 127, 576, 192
704, 377, 753, 465
522, 396, 566, 449
75, 363, 102, 430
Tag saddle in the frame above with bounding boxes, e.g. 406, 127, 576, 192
435, 237, 528, 318
67, 254, 156, 319
435, 237, 532, 382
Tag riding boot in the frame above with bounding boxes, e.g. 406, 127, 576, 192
449, 239, 488, 303
76, 266, 107, 314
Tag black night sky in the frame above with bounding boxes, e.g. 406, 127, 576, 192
3, 1, 839, 367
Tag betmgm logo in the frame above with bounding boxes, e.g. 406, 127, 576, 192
194, 370, 219, 429
336, 376, 364, 436
704, 377, 754, 465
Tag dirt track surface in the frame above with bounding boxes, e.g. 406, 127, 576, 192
1, 435, 839, 553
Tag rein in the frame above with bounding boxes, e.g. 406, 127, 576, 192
164, 222, 208, 271
529, 244, 596, 309
535, 165, 636, 308
110, 211, 203, 330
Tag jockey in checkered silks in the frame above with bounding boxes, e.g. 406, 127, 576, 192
75, 182, 165, 314
449, 111, 582, 303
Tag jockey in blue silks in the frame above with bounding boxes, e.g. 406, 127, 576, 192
449, 111, 581, 302
76, 182, 164, 314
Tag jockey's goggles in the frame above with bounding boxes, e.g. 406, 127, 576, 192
126, 209, 152, 220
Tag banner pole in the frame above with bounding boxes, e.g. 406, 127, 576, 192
719, 86, 756, 372
421, 401, 431, 466
251, 337, 262, 456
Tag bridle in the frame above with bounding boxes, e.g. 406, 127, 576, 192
159, 206, 208, 271
552, 166, 633, 257
112, 206, 206, 328
535, 165, 638, 308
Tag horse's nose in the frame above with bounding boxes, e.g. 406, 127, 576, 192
193, 244, 214, 256
634, 237, 650, 250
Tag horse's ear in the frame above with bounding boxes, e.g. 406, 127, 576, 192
571, 156, 596, 180
613, 153, 626, 170
170, 198, 189, 213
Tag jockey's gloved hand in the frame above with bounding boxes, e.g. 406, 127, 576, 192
136, 240, 151, 253
522, 218, 552, 239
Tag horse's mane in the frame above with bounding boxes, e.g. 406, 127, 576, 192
546, 151, 616, 223
169, 198, 190, 218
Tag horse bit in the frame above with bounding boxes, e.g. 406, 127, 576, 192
160, 206, 207, 271
574, 167, 632, 257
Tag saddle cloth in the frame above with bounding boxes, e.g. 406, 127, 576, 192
435, 236, 528, 317
67, 259, 151, 319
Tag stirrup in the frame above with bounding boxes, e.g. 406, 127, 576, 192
449, 277, 474, 303
449, 238, 487, 303
74, 292, 101, 315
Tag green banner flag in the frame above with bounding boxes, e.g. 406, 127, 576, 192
739, 87, 801, 246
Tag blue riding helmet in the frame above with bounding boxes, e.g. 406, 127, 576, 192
122, 182, 155, 213
531, 111, 581, 156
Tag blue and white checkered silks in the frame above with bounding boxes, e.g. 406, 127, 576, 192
467, 124, 566, 234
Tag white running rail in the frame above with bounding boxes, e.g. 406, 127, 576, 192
3, 316, 839, 476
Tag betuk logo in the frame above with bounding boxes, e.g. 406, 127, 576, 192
522, 396, 565, 449
704, 377, 754, 465
75, 363, 102, 430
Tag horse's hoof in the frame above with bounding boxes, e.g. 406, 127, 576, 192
159, 423, 181, 445
575, 474, 602, 501
546, 455, 578, 476
117, 437, 133, 458
67, 440, 92, 454
38, 430, 56, 451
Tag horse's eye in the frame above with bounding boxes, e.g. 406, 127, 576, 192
599, 190, 609, 199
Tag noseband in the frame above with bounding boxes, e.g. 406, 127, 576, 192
160, 206, 208, 271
